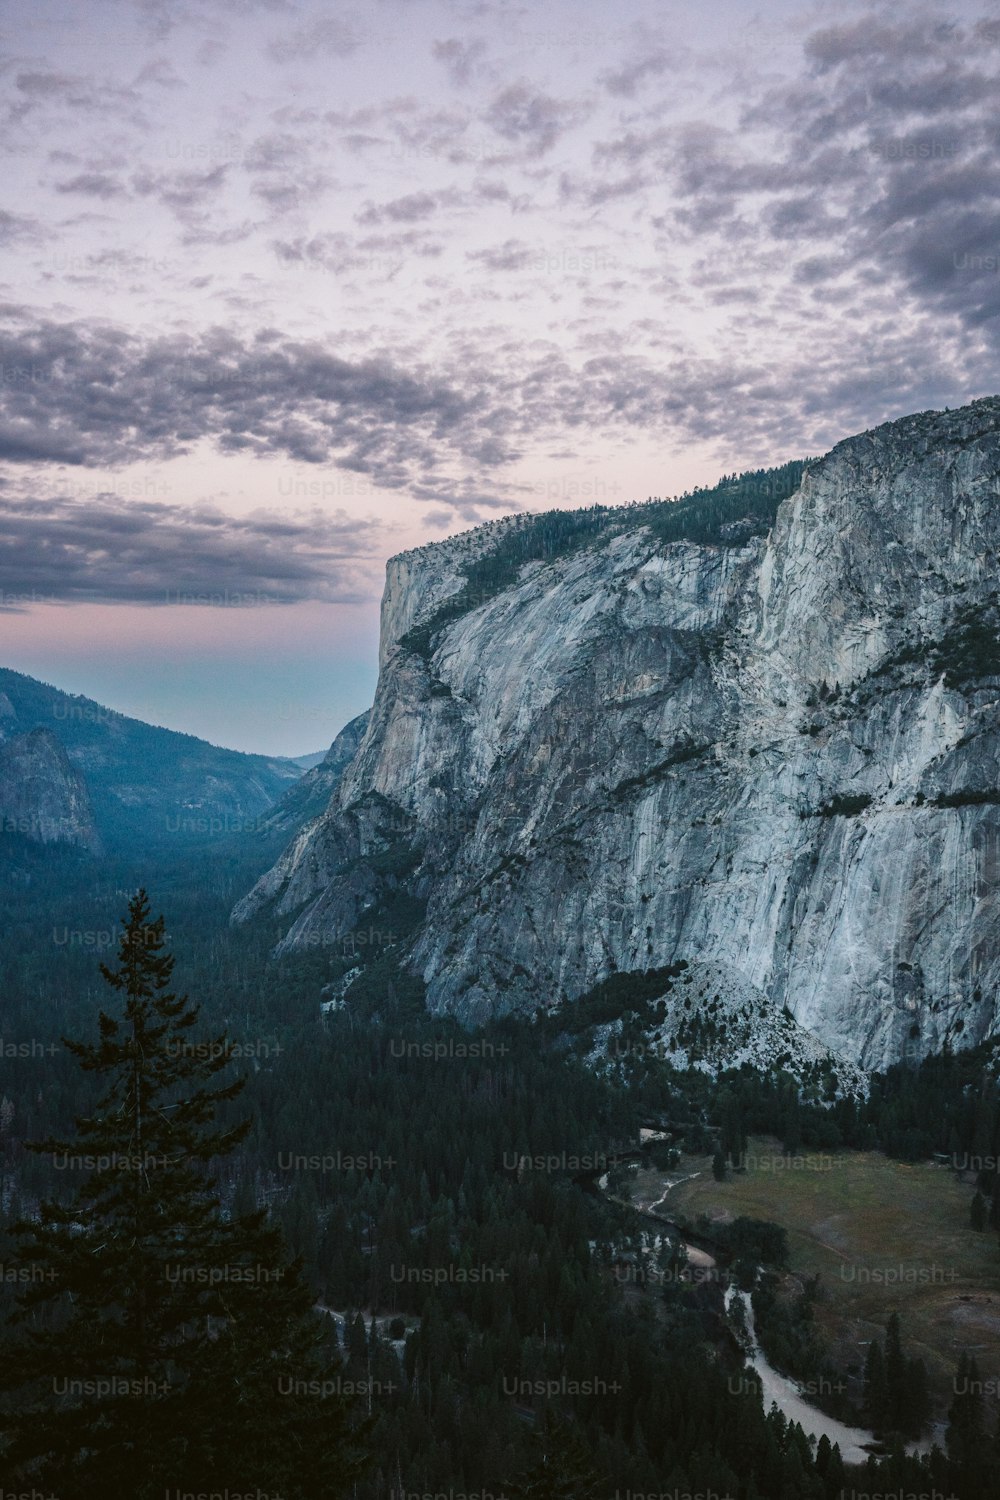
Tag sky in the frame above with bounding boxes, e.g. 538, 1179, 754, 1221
1, 0, 999, 754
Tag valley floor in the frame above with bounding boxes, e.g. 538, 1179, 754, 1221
656, 1139, 1000, 1425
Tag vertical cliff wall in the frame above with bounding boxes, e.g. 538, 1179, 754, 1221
234, 398, 1000, 1069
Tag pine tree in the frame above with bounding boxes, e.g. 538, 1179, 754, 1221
0, 891, 370, 1498
947, 1351, 985, 1466
503, 1408, 603, 1500
884, 1312, 907, 1433
989, 1177, 1000, 1230
821, 1440, 846, 1500
906, 1356, 931, 1438
863, 1337, 889, 1432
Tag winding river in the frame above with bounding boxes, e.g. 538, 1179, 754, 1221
592, 1161, 937, 1463
724, 1286, 884, 1463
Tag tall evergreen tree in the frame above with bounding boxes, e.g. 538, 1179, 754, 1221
989, 1178, 1000, 1231
947, 1351, 986, 1467
0, 891, 370, 1498
821, 1440, 846, 1500
906, 1355, 932, 1439
863, 1337, 889, 1432
503, 1409, 603, 1500
884, 1312, 908, 1433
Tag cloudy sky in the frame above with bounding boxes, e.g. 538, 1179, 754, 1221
1, 0, 998, 753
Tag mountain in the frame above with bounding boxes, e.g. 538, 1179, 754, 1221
0, 727, 101, 852
0, 669, 305, 850
284, 750, 330, 771
252, 711, 371, 836
233, 396, 1000, 1070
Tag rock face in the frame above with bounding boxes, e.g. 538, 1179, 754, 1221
234, 397, 1000, 1069
0, 728, 101, 851
257, 712, 371, 837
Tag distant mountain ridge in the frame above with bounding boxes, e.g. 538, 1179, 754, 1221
285, 750, 329, 771
0, 668, 307, 851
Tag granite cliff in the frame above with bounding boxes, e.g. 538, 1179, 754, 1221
234, 398, 1000, 1069
259, 711, 371, 835
0, 727, 100, 852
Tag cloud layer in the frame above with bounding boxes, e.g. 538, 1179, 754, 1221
2, 0, 1000, 609
0, 489, 380, 607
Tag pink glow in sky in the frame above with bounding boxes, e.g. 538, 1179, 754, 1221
2, 0, 998, 751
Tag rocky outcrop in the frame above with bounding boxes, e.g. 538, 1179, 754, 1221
0, 728, 100, 851
234, 398, 1000, 1069
257, 711, 371, 837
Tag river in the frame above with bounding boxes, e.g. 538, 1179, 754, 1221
725, 1287, 943, 1462
597, 1162, 933, 1461
724, 1286, 885, 1463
